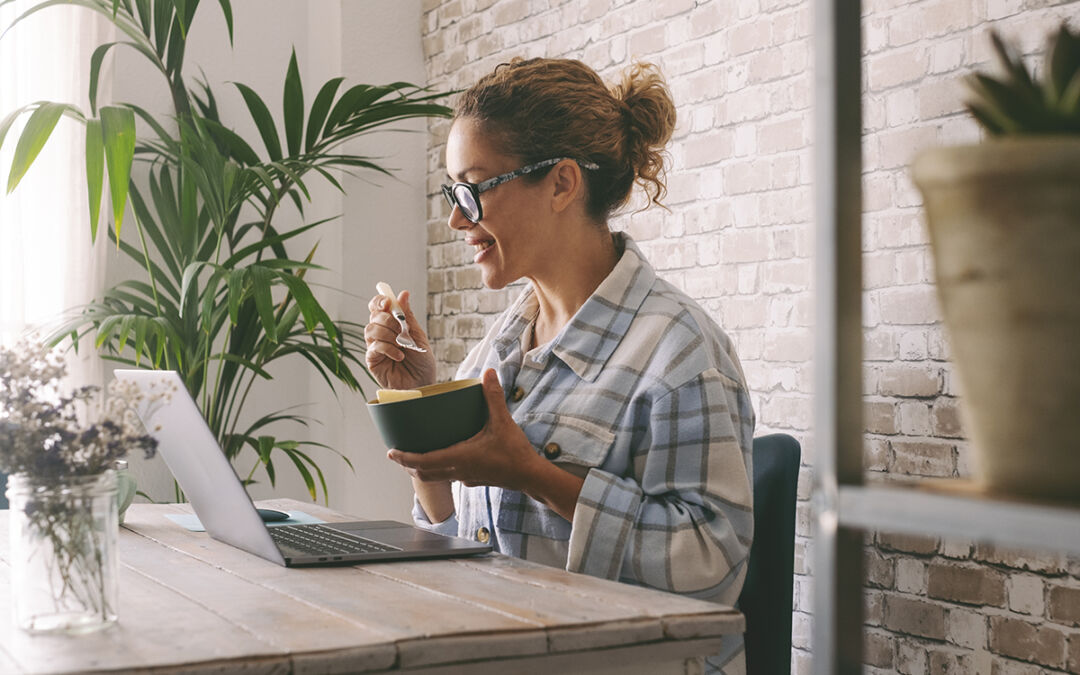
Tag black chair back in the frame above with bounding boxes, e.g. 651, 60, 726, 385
739, 433, 801, 675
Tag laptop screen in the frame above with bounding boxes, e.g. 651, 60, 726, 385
115, 369, 285, 564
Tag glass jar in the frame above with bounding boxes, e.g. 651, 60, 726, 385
114, 460, 137, 525
5, 470, 119, 634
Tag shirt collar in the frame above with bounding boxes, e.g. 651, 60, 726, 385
492, 232, 656, 382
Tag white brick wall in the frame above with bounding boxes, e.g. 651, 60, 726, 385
420, 0, 1080, 671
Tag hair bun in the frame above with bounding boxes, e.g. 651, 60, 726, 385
611, 63, 676, 207
455, 58, 677, 220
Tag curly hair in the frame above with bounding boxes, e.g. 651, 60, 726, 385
454, 58, 676, 222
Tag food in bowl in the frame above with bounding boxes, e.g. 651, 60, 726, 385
366, 378, 487, 453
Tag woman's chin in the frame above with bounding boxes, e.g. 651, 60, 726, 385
479, 265, 514, 291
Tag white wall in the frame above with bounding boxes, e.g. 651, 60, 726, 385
114, 1, 426, 521
333, 1, 430, 521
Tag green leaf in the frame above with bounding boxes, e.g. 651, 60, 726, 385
965, 103, 1007, 136
163, 17, 187, 78
95, 315, 123, 349
116, 315, 135, 353
990, 29, 1036, 93
133, 315, 149, 364
179, 261, 213, 313
311, 165, 344, 193
278, 272, 327, 334
290, 447, 329, 503
222, 219, 326, 267
1059, 71, 1080, 119
276, 303, 302, 340
127, 183, 183, 285
201, 119, 260, 165
126, 103, 176, 149
267, 160, 310, 199
234, 82, 282, 161
7, 102, 67, 193
227, 268, 246, 324
284, 448, 318, 501
191, 72, 220, 121
257, 435, 274, 464
0, 107, 24, 153
132, 0, 151, 37
85, 118, 105, 242
249, 265, 278, 342
283, 49, 304, 157
88, 42, 123, 116
218, 0, 234, 46
172, 0, 189, 38
201, 268, 226, 332
323, 83, 374, 134
965, 73, 1042, 133
100, 106, 137, 235
305, 77, 344, 152
209, 352, 272, 380
1048, 24, 1080, 107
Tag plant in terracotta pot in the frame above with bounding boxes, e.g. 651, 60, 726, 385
911, 23, 1080, 500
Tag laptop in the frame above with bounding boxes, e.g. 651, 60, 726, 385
116, 369, 492, 566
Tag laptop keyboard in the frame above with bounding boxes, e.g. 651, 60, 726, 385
269, 524, 401, 556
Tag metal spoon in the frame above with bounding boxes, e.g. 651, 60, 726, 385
376, 282, 427, 353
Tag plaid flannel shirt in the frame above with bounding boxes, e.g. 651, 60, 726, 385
413, 232, 755, 674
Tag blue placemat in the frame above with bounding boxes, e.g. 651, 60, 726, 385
165, 510, 325, 532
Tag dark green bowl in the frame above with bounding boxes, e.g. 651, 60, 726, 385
366, 379, 487, 453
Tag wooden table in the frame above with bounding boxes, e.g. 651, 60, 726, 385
0, 499, 743, 674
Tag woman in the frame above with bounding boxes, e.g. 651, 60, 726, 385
365, 58, 754, 675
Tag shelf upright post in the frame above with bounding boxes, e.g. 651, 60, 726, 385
812, 0, 865, 673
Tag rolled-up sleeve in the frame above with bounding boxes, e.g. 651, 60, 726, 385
412, 498, 460, 538
567, 368, 753, 601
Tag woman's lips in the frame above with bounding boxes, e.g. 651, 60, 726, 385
467, 237, 494, 263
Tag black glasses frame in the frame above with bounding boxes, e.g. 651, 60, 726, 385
441, 157, 600, 223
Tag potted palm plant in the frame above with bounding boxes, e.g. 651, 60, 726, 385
0, 0, 451, 501
911, 23, 1080, 500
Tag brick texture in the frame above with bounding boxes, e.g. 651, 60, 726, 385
990, 616, 1068, 669
928, 563, 1007, 607
883, 595, 946, 640
419, 1, 1080, 671
1048, 585, 1080, 626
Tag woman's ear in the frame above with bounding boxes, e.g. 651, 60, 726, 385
549, 159, 585, 215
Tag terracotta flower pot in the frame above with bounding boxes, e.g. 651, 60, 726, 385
912, 138, 1080, 501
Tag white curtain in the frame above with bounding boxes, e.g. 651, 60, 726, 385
0, 3, 112, 385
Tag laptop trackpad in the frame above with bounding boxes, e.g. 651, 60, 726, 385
326, 521, 478, 550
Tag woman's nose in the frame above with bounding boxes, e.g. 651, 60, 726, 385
447, 204, 470, 230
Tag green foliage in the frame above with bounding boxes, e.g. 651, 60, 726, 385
0, 0, 452, 501
965, 22, 1080, 136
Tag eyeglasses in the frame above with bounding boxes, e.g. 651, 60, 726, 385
441, 157, 600, 223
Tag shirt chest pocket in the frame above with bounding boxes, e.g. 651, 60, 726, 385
528, 412, 616, 472
498, 413, 616, 541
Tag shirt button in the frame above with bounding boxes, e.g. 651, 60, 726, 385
476, 527, 490, 544
543, 442, 561, 460
510, 386, 525, 402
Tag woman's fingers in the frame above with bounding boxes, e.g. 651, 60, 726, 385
368, 296, 387, 316
364, 318, 400, 345
399, 290, 420, 326
366, 340, 404, 365
364, 321, 404, 362
479, 369, 511, 426
389, 447, 462, 471
388, 449, 461, 483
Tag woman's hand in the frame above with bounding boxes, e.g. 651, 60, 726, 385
387, 369, 586, 521
365, 289, 436, 390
